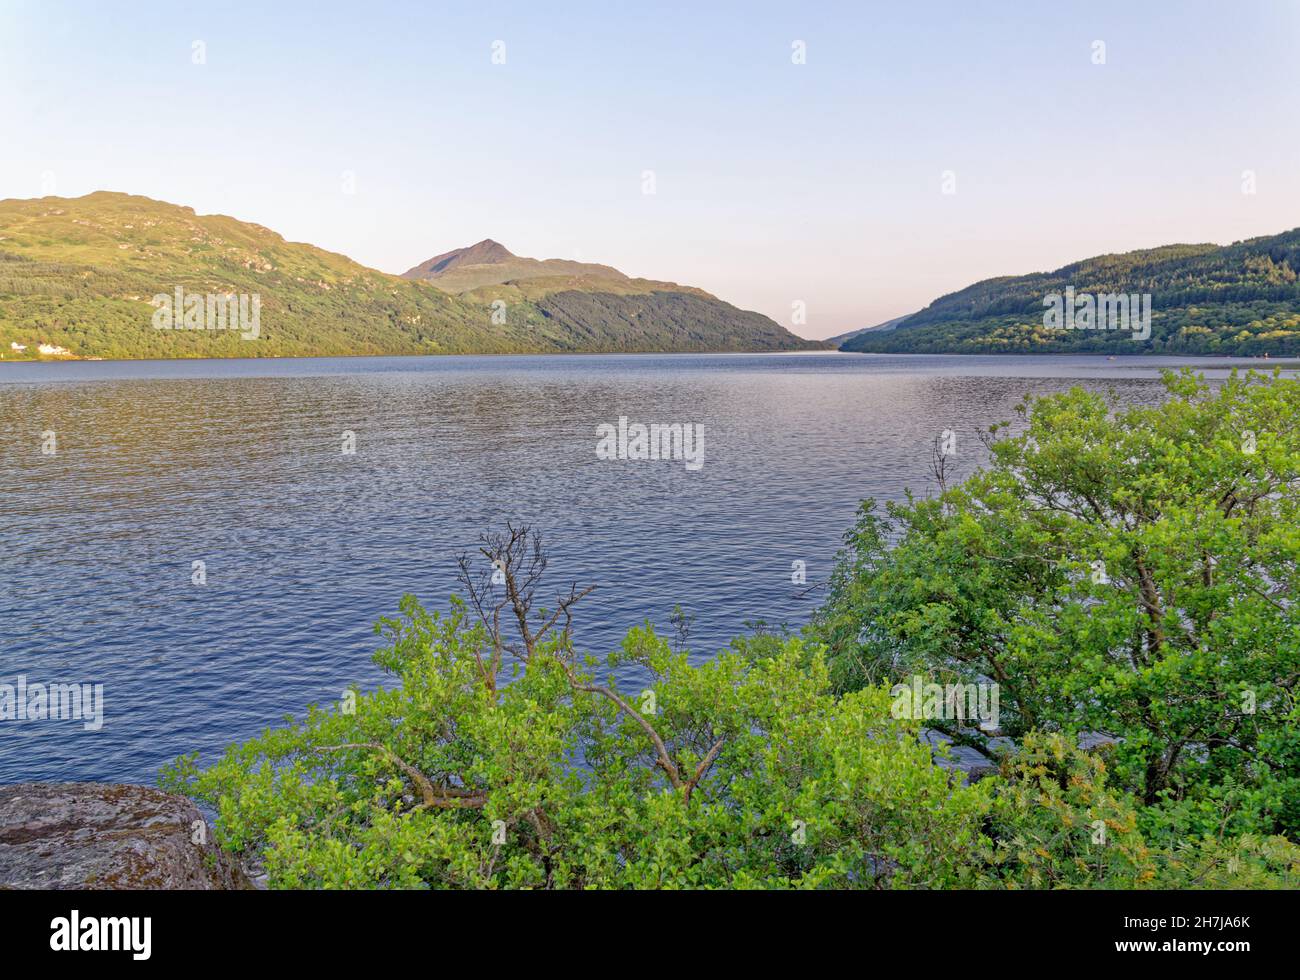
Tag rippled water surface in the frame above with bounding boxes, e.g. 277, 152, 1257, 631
1, 352, 1288, 783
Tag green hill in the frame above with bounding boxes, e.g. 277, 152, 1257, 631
402, 238, 814, 353
0, 192, 819, 360
843, 229, 1300, 355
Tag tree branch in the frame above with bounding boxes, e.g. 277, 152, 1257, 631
683, 736, 727, 802
315, 743, 487, 809
572, 680, 683, 789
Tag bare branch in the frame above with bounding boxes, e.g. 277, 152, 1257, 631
535, 583, 597, 649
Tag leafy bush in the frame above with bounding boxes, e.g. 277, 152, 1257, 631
164, 527, 992, 889
979, 733, 1300, 889
813, 370, 1300, 838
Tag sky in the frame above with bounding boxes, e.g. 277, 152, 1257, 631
2, 0, 1299, 339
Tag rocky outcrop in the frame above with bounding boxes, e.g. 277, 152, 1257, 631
0, 783, 251, 889
964, 763, 1000, 784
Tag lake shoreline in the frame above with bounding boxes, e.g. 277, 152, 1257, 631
3, 353, 1294, 786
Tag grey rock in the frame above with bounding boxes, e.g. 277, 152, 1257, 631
0, 783, 251, 890
964, 763, 1001, 784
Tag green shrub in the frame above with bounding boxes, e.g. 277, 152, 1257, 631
164, 527, 992, 889
813, 370, 1300, 837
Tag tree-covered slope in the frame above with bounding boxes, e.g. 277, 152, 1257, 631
843, 229, 1300, 355
0, 193, 818, 359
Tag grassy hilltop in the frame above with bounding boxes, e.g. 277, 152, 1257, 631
0, 192, 820, 360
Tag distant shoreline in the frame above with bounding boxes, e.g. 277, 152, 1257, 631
2, 349, 1294, 365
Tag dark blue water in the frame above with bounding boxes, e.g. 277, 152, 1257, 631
1, 352, 1287, 784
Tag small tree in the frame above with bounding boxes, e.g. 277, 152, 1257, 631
813, 370, 1300, 835
164, 523, 992, 888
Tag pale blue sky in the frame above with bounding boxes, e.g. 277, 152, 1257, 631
3, 0, 1298, 338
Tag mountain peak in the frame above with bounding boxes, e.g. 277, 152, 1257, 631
402, 239, 515, 278
462, 238, 514, 261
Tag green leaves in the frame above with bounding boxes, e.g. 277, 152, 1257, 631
164, 600, 1000, 888
814, 369, 1300, 840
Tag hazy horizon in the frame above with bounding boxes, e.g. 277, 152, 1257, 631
3, 0, 1298, 339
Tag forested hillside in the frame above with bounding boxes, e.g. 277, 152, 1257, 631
844, 230, 1300, 355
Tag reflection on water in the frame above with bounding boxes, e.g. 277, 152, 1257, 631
0, 352, 1285, 783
